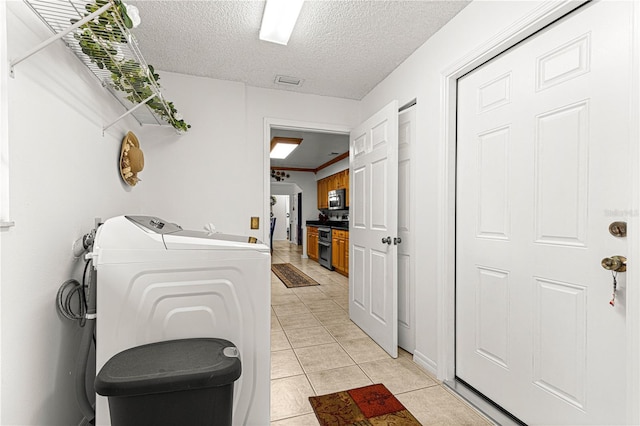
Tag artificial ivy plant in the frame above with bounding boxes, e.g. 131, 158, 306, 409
72, 0, 191, 132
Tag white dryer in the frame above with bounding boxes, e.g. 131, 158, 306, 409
91, 215, 270, 425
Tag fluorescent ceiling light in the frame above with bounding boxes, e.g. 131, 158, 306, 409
259, 0, 304, 45
270, 137, 302, 159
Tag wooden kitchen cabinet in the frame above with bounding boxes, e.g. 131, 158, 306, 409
345, 233, 349, 275
317, 179, 328, 209
331, 229, 349, 276
332, 232, 341, 271
343, 169, 350, 207
329, 174, 339, 192
317, 177, 326, 209
317, 169, 350, 210
337, 170, 347, 188
307, 226, 319, 260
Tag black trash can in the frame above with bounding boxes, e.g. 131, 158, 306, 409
95, 338, 242, 426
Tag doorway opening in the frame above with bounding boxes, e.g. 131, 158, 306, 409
264, 118, 350, 257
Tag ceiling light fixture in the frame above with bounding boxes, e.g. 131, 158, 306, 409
270, 137, 302, 159
259, 0, 304, 46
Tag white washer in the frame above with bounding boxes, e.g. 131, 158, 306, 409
91, 215, 270, 425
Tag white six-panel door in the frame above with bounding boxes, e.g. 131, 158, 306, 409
456, 2, 630, 424
349, 100, 399, 358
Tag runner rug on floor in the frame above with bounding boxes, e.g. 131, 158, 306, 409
309, 383, 422, 426
271, 263, 319, 288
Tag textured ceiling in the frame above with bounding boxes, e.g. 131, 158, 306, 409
129, 0, 470, 100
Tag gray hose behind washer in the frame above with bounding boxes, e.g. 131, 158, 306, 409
75, 266, 97, 423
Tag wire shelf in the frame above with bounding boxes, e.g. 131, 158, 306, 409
17, 0, 176, 130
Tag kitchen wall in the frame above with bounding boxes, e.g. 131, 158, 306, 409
276, 171, 319, 257
3, 2, 149, 424
316, 157, 348, 181
359, 1, 550, 375
272, 158, 351, 249
317, 157, 349, 222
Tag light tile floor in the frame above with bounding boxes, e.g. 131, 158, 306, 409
270, 240, 494, 425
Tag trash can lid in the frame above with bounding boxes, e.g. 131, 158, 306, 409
95, 338, 242, 397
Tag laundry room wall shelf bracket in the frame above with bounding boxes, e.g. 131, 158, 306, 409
11, 0, 190, 134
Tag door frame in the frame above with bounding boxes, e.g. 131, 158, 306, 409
263, 118, 351, 246
436, 1, 640, 423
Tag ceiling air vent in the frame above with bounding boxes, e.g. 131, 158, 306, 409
275, 75, 303, 86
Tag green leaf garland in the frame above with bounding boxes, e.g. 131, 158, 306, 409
72, 0, 190, 132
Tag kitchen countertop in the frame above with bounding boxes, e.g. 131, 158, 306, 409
306, 220, 349, 230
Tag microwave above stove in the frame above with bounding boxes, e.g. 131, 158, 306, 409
328, 188, 346, 210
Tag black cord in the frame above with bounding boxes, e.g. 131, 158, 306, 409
82, 258, 91, 312
56, 279, 84, 322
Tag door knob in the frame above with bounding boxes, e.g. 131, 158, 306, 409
601, 255, 627, 272
381, 236, 391, 245
394, 237, 402, 245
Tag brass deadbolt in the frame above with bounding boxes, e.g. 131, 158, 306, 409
609, 221, 627, 238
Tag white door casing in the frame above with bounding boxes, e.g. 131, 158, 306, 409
349, 100, 399, 358
456, 2, 630, 424
398, 105, 416, 353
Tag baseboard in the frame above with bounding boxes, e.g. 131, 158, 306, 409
412, 349, 437, 376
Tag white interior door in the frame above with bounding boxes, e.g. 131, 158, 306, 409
456, 2, 631, 424
398, 105, 415, 353
349, 100, 399, 357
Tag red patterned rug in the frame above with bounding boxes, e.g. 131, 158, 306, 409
309, 383, 422, 425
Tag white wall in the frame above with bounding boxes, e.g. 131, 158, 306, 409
4, 2, 153, 424
139, 73, 254, 236
359, 1, 551, 375
0, 2, 9, 421
248, 86, 359, 243
141, 79, 359, 244
270, 182, 302, 244
271, 195, 289, 241
280, 171, 320, 256
316, 157, 348, 181
283, 171, 319, 225
270, 182, 302, 197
